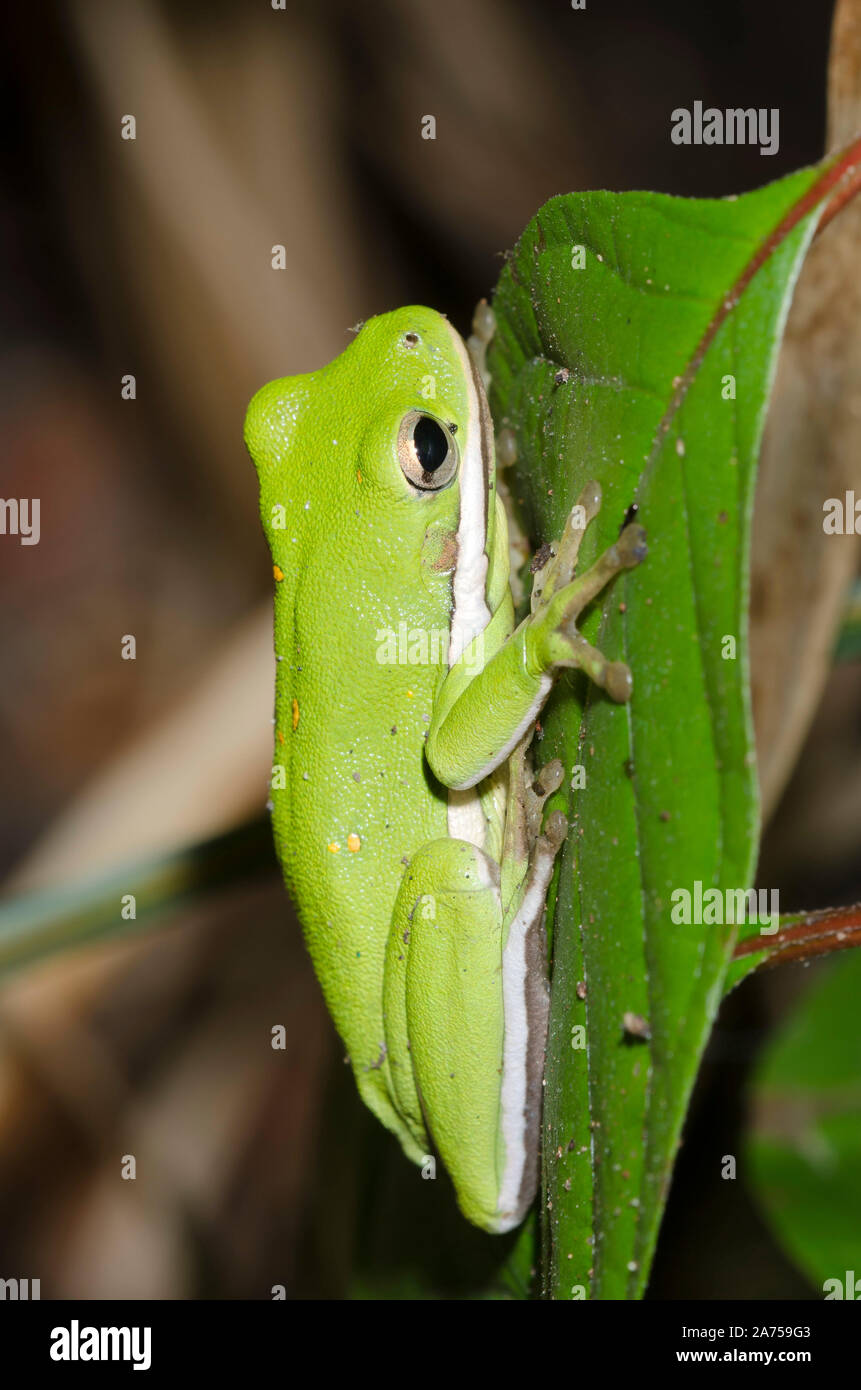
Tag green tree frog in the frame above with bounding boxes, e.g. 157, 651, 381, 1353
245, 305, 646, 1234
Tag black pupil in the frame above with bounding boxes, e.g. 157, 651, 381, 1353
413, 416, 449, 473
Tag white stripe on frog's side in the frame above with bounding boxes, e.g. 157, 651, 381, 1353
443, 321, 494, 851
444, 321, 492, 667
494, 834, 556, 1233
439, 319, 550, 1234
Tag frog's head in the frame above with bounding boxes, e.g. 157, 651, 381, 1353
245, 306, 497, 659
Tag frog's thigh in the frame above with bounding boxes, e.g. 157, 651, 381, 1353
385, 838, 522, 1233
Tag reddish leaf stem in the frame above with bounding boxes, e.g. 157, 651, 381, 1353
733, 900, 861, 970
645, 134, 861, 466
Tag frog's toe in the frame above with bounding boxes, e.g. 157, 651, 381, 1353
533, 758, 565, 799
541, 808, 569, 852
575, 478, 603, 522
471, 298, 496, 345
617, 522, 648, 568
603, 659, 634, 703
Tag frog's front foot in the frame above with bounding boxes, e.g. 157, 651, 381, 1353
525, 757, 567, 846
526, 480, 647, 701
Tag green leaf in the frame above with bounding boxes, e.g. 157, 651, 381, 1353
487, 164, 832, 1299
747, 951, 861, 1293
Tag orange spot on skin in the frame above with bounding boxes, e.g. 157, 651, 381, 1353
347, 833, 361, 853
432, 532, 459, 573
357, 469, 363, 484
328, 842, 341, 854
292, 699, 299, 731
277, 730, 285, 745
273, 564, 284, 582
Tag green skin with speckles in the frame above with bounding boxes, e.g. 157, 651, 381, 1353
245, 306, 645, 1232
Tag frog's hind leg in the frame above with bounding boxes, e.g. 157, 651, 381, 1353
383, 761, 568, 1233
383, 837, 510, 1231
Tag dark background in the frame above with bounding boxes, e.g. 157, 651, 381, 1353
0, 0, 856, 1299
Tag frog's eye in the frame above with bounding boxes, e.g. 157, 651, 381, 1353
397, 410, 459, 492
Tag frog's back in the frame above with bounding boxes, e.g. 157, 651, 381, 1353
245, 307, 481, 1079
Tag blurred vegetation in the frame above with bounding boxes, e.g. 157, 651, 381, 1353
0, 0, 858, 1298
